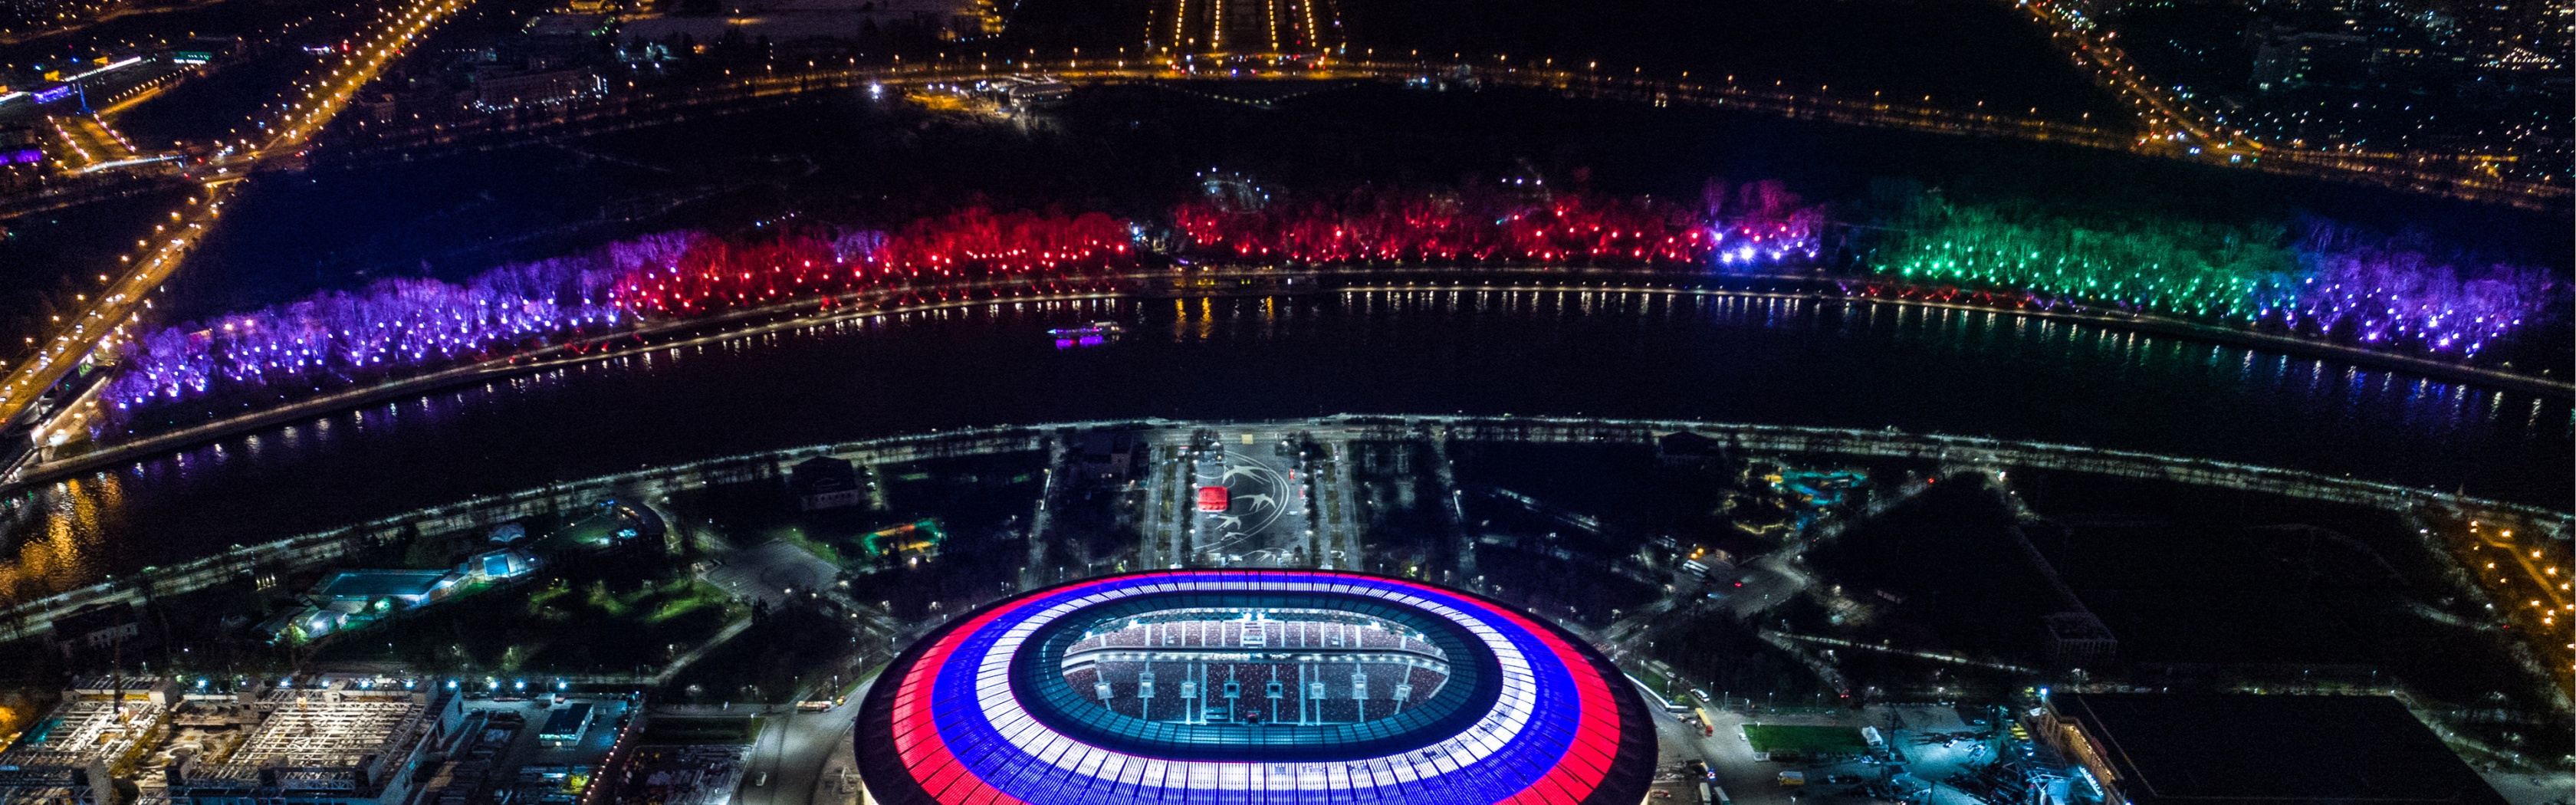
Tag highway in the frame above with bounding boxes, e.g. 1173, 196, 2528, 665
324, 60, 2141, 159
2014, 0, 2555, 205
2019, 0, 2220, 150
1147, 0, 1337, 59
0, 0, 472, 444
315, 55, 2564, 209
0, 0, 236, 47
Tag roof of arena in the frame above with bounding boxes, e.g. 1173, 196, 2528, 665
852, 570, 1658, 805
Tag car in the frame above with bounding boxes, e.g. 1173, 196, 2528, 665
1822, 774, 1861, 784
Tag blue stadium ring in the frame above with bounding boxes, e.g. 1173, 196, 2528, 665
853, 570, 1655, 805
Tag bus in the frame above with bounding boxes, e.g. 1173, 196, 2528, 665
1699, 782, 1731, 805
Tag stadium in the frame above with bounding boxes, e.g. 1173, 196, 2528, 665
852, 570, 1659, 804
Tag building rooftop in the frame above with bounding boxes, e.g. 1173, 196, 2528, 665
0, 698, 164, 784
179, 687, 438, 794
2052, 693, 2506, 805
538, 703, 593, 741
790, 455, 859, 493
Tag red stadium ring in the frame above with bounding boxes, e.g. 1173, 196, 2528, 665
854, 570, 1655, 805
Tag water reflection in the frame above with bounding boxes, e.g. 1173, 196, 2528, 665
1, 290, 2564, 603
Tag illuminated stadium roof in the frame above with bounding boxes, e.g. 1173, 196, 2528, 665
853, 570, 1657, 805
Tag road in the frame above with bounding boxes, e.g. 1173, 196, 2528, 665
0, 0, 472, 441
0, 0, 238, 46
689, 518, 880, 805
2442, 511, 2575, 697
2013, 0, 2552, 205
1147, 0, 1336, 59
737, 675, 872, 805
314, 55, 2564, 210
327, 61, 2137, 159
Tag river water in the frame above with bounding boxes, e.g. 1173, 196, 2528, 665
1, 288, 2566, 603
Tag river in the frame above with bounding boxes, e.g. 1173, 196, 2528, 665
0, 287, 2565, 604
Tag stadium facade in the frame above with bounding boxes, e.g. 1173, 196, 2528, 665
853, 570, 1658, 804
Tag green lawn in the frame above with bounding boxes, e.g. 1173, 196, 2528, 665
1742, 724, 1869, 756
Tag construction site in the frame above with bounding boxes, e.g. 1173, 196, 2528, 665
0, 674, 636, 805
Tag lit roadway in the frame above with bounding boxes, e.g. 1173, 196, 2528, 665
0, 0, 234, 46
2016, 0, 2556, 205
0, 0, 471, 439
326, 53, 2565, 209
330, 59, 2141, 158
2451, 515, 2574, 683
2019, 0, 2222, 152
738, 675, 871, 805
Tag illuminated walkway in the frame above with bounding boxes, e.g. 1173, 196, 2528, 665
5, 413, 2561, 642
21, 268, 2564, 495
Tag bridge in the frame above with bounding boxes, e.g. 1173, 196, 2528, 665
317, 61, 2142, 162
310, 58, 2566, 211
